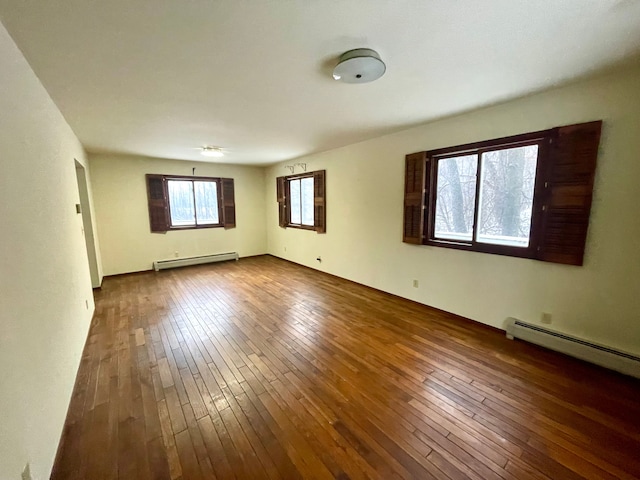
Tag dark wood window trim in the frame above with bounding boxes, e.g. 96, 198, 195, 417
403, 121, 602, 266
145, 174, 236, 232
276, 170, 326, 233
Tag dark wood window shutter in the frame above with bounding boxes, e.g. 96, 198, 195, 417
536, 121, 602, 266
146, 174, 169, 232
220, 178, 236, 229
276, 176, 287, 228
403, 152, 427, 244
313, 170, 326, 233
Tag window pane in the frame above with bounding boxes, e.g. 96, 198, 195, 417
194, 181, 219, 225
434, 155, 478, 242
477, 145, 538, 247
300, 177, 314, 226
290, 179, 301, 224
167, 180, 195, 226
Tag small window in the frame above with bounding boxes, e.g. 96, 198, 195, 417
288, 176, 315, 227
403, 121, 602, 266
146, 174, 235, 232
276, 170, 326, 233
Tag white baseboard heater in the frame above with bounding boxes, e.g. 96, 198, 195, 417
153, 252, 239, 271
506, 318, 640, 379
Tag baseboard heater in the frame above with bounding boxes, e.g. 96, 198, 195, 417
506, 318, 640, 379
153, 252, 239, 271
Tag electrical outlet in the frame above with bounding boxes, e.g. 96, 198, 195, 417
284, 246, 287, 252
174, 251, 179, 258
541, 312, 552, 324
413, 279, 419, 288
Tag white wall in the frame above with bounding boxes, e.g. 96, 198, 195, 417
265, 64, 640, 357
90, 154, 267, 276
0, 21, 98, 480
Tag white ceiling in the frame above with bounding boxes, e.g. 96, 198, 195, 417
1, 0, 640, 165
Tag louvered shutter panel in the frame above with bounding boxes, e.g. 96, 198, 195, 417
146, 174, 169, 232
220, 178, 236, 228
403, 152, 427, 244
276, 176, 287, 228
313, 170, 326, 233
536, 121, 602, 266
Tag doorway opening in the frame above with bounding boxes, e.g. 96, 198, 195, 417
74, 160, 100, 288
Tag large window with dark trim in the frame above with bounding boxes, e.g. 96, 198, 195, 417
167, 178, 221, 227
403, 121, 602, 265
276, 170, 326, 233
146, 174, 236, 232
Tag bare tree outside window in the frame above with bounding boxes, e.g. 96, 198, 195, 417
477, 145, 538, 247
433, 145, 538, 248
434, 155, 478, 241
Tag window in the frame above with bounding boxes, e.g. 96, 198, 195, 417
432, 143, 539, 248
145, 174, 236, 232
167, 179, 220, 226
276, 170, 326, 233
403, 121, 602, 265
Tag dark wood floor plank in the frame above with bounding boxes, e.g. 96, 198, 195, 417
174, 428, 203, 480
158, 385, 183, 477
52, 256, 640, 480
197, 415, 236, 480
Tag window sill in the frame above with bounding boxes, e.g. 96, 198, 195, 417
167, 224, 224, 231
286, 224, 316, 231
423, 238, 536, 259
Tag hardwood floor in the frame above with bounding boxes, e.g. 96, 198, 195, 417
52, 255, 640, 480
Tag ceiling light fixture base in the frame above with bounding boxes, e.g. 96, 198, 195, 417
332, 48, 386, 84
200, 146, 224, 158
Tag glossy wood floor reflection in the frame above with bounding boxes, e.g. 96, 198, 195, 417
52, 256, 640, 480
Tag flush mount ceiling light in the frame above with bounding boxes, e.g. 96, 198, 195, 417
200, 146, 224, 158
332, 48, 386, 84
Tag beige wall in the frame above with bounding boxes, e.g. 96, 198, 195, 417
90, 154, 267, 276
0, 22, 98, 480
265, 64, 640, 357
